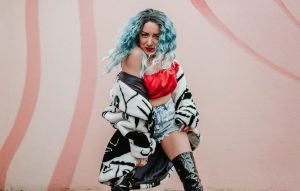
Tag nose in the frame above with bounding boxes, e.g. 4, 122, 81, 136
146, 37, 154, 46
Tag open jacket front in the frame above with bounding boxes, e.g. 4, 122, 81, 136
99, 63, 201, 189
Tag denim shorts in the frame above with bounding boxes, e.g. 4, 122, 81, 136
152, 99, 181, 142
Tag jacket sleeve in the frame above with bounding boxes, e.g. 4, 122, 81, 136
102, 80, 156, 159
171, 63, 199, 129
102, 107, 156, 159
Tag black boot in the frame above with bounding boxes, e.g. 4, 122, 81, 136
172, 151, 203, 191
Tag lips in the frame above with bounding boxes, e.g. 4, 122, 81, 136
145, 47, 155, 52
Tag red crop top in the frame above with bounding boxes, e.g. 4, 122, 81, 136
143, 62, 179, 99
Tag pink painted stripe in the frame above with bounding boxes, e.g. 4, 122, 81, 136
191, 0, 300, 83
274, 0, 300, 29
0, 0, 41, 189
47, 0, 97, 190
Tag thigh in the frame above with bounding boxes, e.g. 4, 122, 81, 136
160, 131, 192, 161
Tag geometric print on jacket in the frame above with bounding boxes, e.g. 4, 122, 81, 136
99, 61, 201, 189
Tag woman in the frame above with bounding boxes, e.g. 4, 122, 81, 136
99, 9, 203, 191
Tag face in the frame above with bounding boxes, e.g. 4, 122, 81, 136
138, 21, 160, 56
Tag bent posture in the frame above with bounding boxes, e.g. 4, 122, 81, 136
99, 9, 203, 191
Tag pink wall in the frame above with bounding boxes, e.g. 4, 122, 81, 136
1, 0, 300, 190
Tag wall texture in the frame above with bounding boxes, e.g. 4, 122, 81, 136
1, 0, 300, 190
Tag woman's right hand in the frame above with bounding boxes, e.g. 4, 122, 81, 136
136, 158, 148, 167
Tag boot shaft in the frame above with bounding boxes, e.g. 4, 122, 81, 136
172, 151, 203, 191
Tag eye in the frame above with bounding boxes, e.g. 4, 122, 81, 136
140, 33, 148, 37
154, 35, 160, 39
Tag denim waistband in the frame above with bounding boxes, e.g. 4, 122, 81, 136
153, 98, 174, 111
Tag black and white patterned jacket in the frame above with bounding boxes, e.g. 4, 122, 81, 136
99, 62, 201, 189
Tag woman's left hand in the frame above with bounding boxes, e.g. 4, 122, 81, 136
180, 125, 191, 132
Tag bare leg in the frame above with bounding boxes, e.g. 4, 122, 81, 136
160, 131, 191, 160
161, 131, 203, 191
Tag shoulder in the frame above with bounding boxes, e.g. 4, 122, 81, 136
121, 47, 144, 77
130, 46, 144, 57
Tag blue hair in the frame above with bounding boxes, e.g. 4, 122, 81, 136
104, 9, 177, 74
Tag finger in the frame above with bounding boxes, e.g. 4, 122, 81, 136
181, 128, 187, 132
141, 160, 147, 166
181, 126, 191, 132
136, 160, 140, 166
141, 158, 148, 165
136, 159, 142, 166
136, 158, 148, 167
